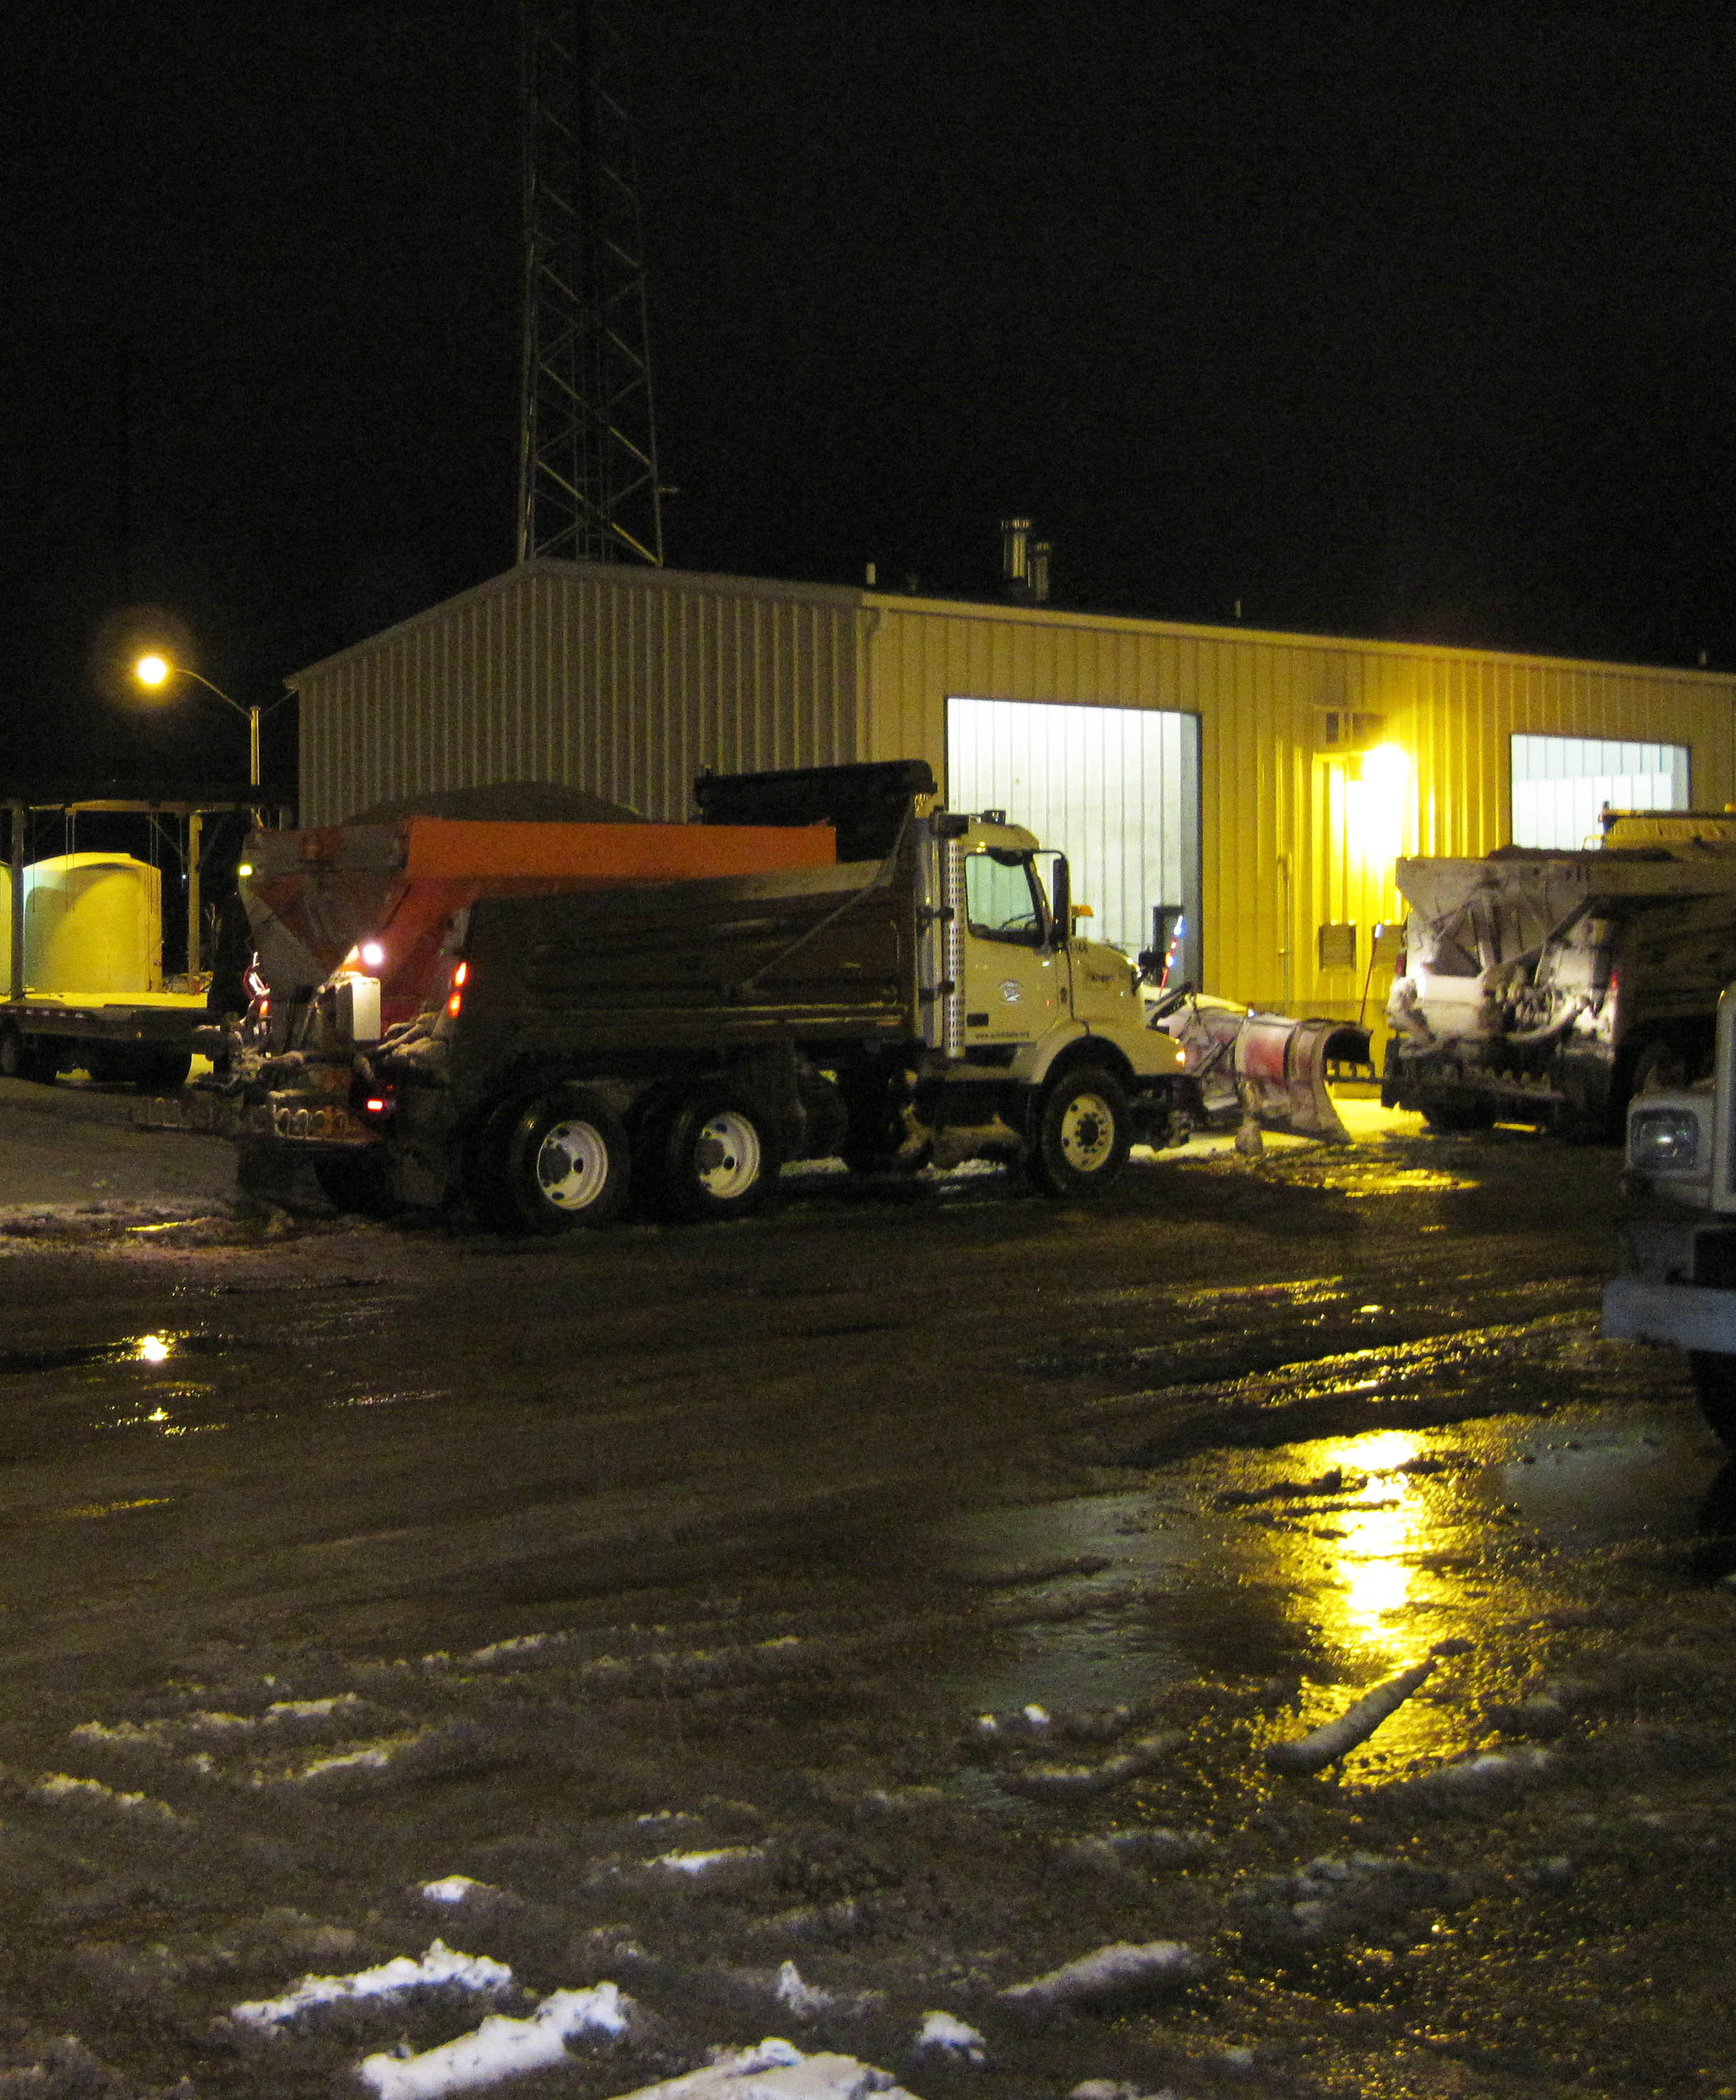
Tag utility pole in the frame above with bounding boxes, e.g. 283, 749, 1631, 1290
516, 0, 665, 567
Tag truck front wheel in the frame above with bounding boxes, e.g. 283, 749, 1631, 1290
1690, 1353, 1736, 1448
653, 1081, 782, 1223
504, 1084, 631, 1233
1031, 1066, 1131, 1197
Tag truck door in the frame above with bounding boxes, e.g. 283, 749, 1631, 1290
961, 848, 1066, 1045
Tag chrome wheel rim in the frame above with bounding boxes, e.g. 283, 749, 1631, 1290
1059, 1091, 1114, 1173
534, 1118, 610, 1210
692, 1110, 760, 1199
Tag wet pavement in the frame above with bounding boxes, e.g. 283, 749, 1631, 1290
1, 1095, 1734, 2099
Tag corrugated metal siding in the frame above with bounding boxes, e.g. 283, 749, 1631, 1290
295, 563, 1736, 1028
294, 563, 862, 825
863, 598, 1736, 1019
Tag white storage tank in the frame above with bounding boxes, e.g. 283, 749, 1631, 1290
22, 853, 163, 995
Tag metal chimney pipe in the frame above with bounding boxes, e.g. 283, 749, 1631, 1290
1030, 540, 1051, 604
1001, 516, 1031, 587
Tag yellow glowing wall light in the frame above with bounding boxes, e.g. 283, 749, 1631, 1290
134, 653, 171, 688
1345, 741, 1411, 868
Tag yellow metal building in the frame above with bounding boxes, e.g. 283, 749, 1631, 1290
290, 559, 1736, 1026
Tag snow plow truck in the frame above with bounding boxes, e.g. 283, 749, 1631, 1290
1382, 810, 1736, 1141
167, 761, 1195, 1227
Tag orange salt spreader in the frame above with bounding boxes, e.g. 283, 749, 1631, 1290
241, 806, 835, 1031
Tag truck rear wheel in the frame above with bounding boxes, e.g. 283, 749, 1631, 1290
503, 1084, 631, 1233
652, 1081, 782, 1223
133, 1048, 192, 1091
1031, 1065, 1131, 1197
0, 1028, 59, 1084
1690, 1353, 1736, 1448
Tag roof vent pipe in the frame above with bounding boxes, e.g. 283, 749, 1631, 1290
1001, 516, 1031, 592
1029, 539, 1051, 605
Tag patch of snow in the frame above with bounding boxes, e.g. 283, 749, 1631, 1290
595, 2037, 921, 2100
422, 1876, 491, 1905
775, 1963, 838, 2016
1230, 1851, 1461, 1947
999, 1941, 1200, 2011
912, 2011, 986, 2064
231, 1939, 513, 2028
291, 1745, 396, 1779
254, 1732, 433, 1785
70, 1719, 169, 1746
1061, 1827, 1210, 1875
648, 1845, 765, 1876
970, 1703, 1053, 1742
34, 1773, 182, 1822
999, 1732, 1183, 1801
71, 1694, 366, 1747
768, 1964, 878, 2021
356, 1983, 629, 2099
464, 1632, 567, 1665
1373, 1746, 1555, 1805
1069, 2084, 1182, 2100
265, 1694, 364, 1721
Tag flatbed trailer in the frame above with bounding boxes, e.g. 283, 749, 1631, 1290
2, 789, 270, 1089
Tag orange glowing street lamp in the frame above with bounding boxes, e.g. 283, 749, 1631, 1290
133, 653, 262, 788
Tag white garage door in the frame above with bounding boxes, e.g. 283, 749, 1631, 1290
1511, 733, 1690, 849
946, 697, 1201, 983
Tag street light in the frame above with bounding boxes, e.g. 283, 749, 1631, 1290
133, 653, 263, 788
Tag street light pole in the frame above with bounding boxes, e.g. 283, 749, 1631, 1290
133, 654, 263, 788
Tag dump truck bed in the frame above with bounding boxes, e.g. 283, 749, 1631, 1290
452, 855, 917, 1105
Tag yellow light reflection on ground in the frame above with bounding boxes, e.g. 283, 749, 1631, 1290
135, 1335, 172, 1364
1319, 1430, 1423, 1649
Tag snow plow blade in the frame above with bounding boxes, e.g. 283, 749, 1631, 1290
1155, 997, 1370, 1143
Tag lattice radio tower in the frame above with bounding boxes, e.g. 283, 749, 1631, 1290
516, 0, 665, 566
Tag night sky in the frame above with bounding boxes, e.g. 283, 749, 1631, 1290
3, 3, 1732, 793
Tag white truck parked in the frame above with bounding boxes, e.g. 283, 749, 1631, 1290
1602, 981, 1736, 1443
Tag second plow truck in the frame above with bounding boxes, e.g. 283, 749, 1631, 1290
207, 761, 1190, 1229
1382, 810, 1736, 1140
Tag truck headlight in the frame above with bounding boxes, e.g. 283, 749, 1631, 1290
1628, 1106, 1703, 1171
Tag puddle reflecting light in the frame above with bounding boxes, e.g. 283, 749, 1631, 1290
1317, 1431, 1426, 1644
135, 1335, 172, 1365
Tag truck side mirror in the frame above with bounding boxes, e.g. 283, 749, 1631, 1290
1049, 855, 1070, 944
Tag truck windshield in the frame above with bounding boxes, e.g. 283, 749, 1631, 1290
966, 850, 1046, 946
